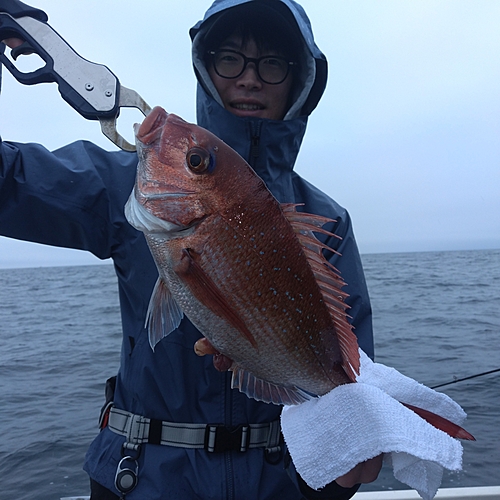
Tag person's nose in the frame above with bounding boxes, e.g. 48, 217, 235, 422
235, 62, 262, 90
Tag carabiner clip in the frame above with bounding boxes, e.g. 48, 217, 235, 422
114, 442, 141, 496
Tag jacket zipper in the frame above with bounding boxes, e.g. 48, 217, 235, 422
248, 120, 262, 169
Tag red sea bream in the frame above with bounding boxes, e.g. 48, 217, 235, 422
124, 106, 474, 441
125, 106, 359, 406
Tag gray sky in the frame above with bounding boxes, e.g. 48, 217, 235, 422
0, 0, 499, 268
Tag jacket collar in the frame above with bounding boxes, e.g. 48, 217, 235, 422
196, 89, 307, 202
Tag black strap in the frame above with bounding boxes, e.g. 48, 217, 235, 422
148, 418, 163, 445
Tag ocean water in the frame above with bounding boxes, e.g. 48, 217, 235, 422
0, 249, 499, 500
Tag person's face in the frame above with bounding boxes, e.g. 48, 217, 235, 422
208, 35, 293, 121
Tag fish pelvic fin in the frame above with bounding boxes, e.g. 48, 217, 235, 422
282, 203, 360, 382
230, 365, 314, 406
146, 277, 184, 350
403, 403, 476, 441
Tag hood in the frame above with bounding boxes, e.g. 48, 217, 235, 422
190, 0, 327, 120
189, 0, 328, 203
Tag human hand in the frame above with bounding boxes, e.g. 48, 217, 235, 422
335, 454, 383, 488
194, 337, 233, 371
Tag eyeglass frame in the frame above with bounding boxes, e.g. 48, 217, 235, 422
207, 49, 296, 85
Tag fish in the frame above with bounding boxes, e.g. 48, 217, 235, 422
125, 106, 474, 440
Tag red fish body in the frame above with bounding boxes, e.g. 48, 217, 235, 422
124, 106, 475, 441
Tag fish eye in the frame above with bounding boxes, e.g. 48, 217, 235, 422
186, 147, 213, 174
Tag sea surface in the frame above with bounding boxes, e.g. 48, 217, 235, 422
0, 249, 499, 500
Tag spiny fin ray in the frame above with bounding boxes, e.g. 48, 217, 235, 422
282, 203, 360, 380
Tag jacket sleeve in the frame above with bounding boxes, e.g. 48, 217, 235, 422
0, 139, 137, 260
297, 473, 360, 500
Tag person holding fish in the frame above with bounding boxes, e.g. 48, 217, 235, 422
1, 0, 384, 498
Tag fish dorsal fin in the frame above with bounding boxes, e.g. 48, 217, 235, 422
230, 365, 313, 405
146, 277, 184, 350
282, 204, 360, 381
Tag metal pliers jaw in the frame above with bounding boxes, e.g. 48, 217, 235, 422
99, 87, 152, 151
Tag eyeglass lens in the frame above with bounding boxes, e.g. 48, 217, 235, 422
212, 50, 291, 84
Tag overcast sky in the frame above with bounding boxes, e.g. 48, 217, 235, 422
0, 0, 499, 268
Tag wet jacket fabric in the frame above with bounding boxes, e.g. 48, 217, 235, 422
0, 1, 373, 498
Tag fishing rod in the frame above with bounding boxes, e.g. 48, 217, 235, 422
431, 368, 500, 389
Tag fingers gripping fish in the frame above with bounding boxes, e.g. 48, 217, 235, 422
125, 106, 474, 441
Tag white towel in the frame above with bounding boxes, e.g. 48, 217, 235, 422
280, 350, 468, 500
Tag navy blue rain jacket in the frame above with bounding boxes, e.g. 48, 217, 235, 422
0, 0, 373, 498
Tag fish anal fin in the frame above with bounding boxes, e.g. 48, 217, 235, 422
230, 365, 313, 405
178, 248, 258, 349
146, 277, 184, 350
403, 403, 476, 441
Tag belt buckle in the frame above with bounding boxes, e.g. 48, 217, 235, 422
204, 424, 250, 453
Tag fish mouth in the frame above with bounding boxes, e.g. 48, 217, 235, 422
135, 108, 191, 148
135, 106, 169, 145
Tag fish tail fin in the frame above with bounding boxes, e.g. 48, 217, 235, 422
402, 403, 475, 441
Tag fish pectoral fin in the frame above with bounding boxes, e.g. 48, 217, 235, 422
146, 277, 184, 350
178, 248, 258, 349
230, 366, 313, 406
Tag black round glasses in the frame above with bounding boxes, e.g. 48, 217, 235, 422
208, 49, 295, 85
